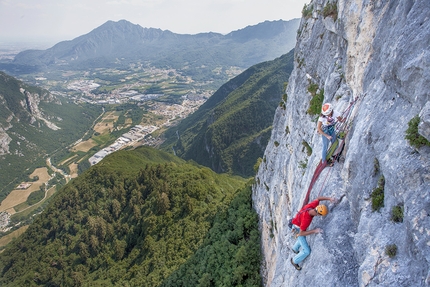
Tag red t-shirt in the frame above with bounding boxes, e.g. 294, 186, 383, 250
291, 200, 319, 231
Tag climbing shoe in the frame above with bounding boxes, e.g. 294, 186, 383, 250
290, 258, 302, 271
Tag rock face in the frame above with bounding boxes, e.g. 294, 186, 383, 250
21, 88, 61, 130
253, 0, 430, 286
0, 72, 61, 156
0, 127, 12, 155
419, 101, 430, 142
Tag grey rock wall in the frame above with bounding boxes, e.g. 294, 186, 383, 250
0, 127, 12, 155
23, 89, 61, 130
253, 0, 430, 286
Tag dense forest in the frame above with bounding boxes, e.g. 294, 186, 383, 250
0, 147, 262, 286
160, 49, 294, 177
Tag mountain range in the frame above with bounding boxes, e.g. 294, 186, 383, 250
0, 18, 300, 285
0, 18, 301, 201
0, 13, 306, 287
1, 19, 299, 76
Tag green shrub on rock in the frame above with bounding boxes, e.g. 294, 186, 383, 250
371, 175, 385, 211
322, 2, 338, 21
302, 4, 313, 18
391, 204, 404, 223
405, 115, 430, 148
385, 244, 397, 258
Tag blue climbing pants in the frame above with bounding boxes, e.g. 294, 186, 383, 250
322, 127, 336, 163
292, 235, 311, 264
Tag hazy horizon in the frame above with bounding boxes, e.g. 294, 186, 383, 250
0, 18, 302, 51
0, 0, 308, 45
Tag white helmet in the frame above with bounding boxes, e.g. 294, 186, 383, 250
321, 103, 333, 116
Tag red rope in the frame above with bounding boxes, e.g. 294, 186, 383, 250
301, 161, 325, 208
316, 140, 343, 197
317, 164, 332, 197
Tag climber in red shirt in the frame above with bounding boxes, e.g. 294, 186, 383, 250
290, 196, 336, 270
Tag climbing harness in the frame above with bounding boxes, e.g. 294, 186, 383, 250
323, 124, 335, 135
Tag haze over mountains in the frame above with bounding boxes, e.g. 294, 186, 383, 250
1, 19, 300, 76
0, 19, 299, 200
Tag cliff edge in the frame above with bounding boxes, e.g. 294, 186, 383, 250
253, 0, 430, 286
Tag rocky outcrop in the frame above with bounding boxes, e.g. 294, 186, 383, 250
253, 0, 430, 286
0, 127, 12, 155
0, 72, 62, 156
20, 88, 60, 130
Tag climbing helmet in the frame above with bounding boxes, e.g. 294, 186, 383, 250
315, 204, 328, 216
321, 103, 333, 116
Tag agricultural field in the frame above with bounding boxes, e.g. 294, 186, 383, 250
0, 226, 29, 251
0, 168, 51, 215
92, 111, 120, 134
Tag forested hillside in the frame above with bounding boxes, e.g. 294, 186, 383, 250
0, 71, 102, 199
0, 146, 261, 286
160, 50, 294, 177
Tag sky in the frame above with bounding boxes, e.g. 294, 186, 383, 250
0, 0, 309, 45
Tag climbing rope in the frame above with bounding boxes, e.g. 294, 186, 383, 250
316, 96, 360, 197
335, 96, 360, 135
302, 95, 361, 207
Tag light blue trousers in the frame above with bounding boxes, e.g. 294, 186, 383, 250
292, 235, 311, 264
321, 128, 336, 163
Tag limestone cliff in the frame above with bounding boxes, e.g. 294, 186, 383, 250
253, 0, 430, 286
0, 72, 61, 156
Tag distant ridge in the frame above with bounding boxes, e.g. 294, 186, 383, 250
2, 19, 299, 74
